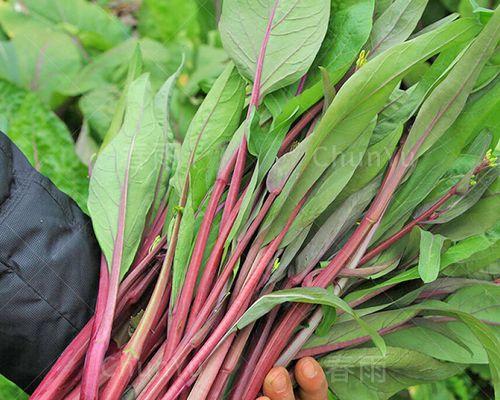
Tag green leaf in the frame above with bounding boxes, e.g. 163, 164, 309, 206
369, 0, 429, 57
294, 177, 381, 276
149, 63, 184, 221
401, 8, 500, 162
219, 0, 330, 97
433, 167, 499, 224
0, 376, 27, 400
436, 185, 499, 240
305, 308, 418, 350
183, 44, 230, 96
138, 0, 204, 43
441, 223, 500, 269
0, 79, 89, 210
376, 75, 500, 242
282, 119, 374, 245
63, 38, 182, 96
171, 64, 245, 208
16, 0, 129, 52
233, 287, 387, 355
263, 18, 481, 241
101, 45, 144, 149
443, 237, 500, 277
386, 296, 500, 379
0, 25, 82, 106
88, 74, 165, 279
418, 229, 446, 283
169, 65, 245, 299
320, 347, 464, 400
79, 84, 120, 140
316, 288, 338, 337
276, 0, 374, 126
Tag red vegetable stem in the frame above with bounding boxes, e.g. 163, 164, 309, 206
278, 102, 323, 157
137, 303, 225, 400
195, 278, 275, 399
80, 255, 119, 400
101, 219, 180, 399
220, 137, 248, 225
220, 0, 277, 220
119, 237, 166, 296
161, 195, 307, 400
164, 176, 229, 362
206, 324, 255, 399
67, 310, 168, 400
186, 192, 276, 333
359, 186, 457, 265
229, 306, 279, 400
31, 256, 159, 400
135, 203, 168, 264
187, 334, 235, 400
187, 194, 245, 323
242, 148, 409, 398
295, 74, 308, 96
123, 342, 167, 400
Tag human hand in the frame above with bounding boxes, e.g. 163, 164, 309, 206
257, 357, 328, 400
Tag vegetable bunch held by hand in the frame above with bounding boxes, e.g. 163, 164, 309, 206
32, 2, 500, 400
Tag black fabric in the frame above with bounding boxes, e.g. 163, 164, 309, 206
0, 132, 100, 393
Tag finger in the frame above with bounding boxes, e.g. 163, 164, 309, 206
256, 397, 271, 400
263, 366, 295, 400
294, 357, 328, 400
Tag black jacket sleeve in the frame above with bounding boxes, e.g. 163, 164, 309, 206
0, 132, 100, 393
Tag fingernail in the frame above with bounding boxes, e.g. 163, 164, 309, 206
271, 372, 288, 393
302, 359, 317, 379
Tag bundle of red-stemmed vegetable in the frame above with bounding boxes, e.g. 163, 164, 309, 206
31, 1, 500, 399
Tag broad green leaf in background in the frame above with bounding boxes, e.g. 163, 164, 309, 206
0, 79, 89, 210
320, 347, 465, 400
0, 26, 82, 106
418, 229, 446, 283
13, 0, 129, 52
138, 0, 208, 44
311, 0, 374, 82
369, 0, 429, 57
63, 38, 182, 96
101, 45, 143, 149
88, 74, 165, 278
79, 84, 121, 140
374, 0, 395, 18
183, 45, 230, 96
219, 0, 330, 98
233, 287, 387, 355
